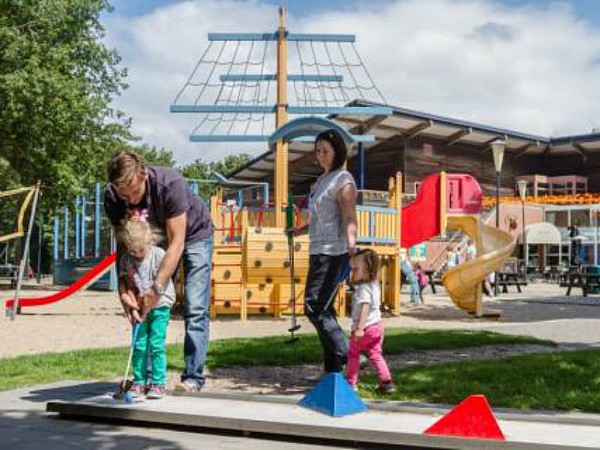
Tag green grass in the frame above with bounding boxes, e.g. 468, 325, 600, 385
359, 349, 600, 413
0, 328, 549, 392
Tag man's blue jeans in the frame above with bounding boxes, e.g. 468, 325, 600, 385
182, 238, 213, 388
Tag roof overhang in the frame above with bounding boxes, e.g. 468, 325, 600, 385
228, 99, 600, 185
526, 222, 562, 245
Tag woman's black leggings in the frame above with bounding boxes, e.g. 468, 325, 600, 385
304, 253, 349, 373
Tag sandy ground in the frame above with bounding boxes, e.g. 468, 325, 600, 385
2, 282, 600, 360
3, 281, 600, 393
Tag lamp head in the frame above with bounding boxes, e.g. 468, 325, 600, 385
517, 179, 528, 201
491, 139, 506, 172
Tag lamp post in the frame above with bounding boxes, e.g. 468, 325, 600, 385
518, 179, 528, 280
491, 139, 506, 295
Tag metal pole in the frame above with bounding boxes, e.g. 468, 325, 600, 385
495, 170, 500, 296
36, 213, 42, 284
74, 196, 80, 259
358, 142, 365, 190
522, 199, 527, 278
53, 216, 59, 260
95, 183, 101, 258
82, 194, 87, 258
11, 182, 41, 319
63, 206, 69, 260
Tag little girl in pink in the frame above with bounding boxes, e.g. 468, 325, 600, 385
346, 249, 395, 394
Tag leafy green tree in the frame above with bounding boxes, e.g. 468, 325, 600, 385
180, 153, 252, 199
131, 143, 176, 168
0, 0, 129, 212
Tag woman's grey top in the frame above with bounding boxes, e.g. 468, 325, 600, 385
308, 169, 356, 255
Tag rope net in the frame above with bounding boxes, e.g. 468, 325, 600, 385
173, 37, 387, 139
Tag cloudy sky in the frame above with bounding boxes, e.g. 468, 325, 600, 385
102, 0, 600, 164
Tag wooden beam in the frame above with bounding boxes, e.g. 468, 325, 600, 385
573, 142, 589, 157
289, 148, 310, 155
446, 128, 472, 146
482, 135, 503, 146
514, 142, 538, 158
350, 114, 388, 135
243, 167, 273, 174
402, 120, 432, 139
541, 144, 552, 156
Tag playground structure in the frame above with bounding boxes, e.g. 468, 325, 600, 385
168, 6, 514, 319
5, 7, 516, 319
51, 182, 116, 291
209, 164, 516, 320
0, 183, 41, 319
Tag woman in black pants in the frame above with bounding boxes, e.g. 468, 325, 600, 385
289, 129, 357, 374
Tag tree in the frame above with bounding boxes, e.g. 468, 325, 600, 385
131, 143, 176, 168
180, 153, 252, 199
0, 0, 129, 211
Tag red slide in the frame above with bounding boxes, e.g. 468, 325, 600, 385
401, 174, 442, 248
5, 252, 116, 309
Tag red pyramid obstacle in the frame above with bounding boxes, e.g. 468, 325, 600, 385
424, 395, 505, 440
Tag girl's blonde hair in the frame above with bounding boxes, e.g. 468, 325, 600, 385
352, 248, 380, 282
116, 218, 154, 251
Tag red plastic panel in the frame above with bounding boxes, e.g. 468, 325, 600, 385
446, 174, 483, 215
5, 252, 116, 309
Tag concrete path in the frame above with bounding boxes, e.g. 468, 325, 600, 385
0, 381, 353, 450
44, 382, 600, 450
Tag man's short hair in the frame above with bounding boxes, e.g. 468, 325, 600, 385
107, 151, 147, 188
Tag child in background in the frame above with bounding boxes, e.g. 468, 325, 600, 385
346, 249, 395, 394
414, 263, 428, 304
116, 216, 175, 401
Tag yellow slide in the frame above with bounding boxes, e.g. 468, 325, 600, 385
442, 216, 517, 316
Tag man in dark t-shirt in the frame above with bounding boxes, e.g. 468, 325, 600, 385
105, 151, 213, 393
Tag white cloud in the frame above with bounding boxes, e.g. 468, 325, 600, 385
103, 0, 600, 164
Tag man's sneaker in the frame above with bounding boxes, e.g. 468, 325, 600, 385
375, 381, 396, 394
129, 382, 146, 402
146, 384, 166, 399
174, 379, 202, 393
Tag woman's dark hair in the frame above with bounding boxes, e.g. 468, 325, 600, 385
315, 129, 348, 171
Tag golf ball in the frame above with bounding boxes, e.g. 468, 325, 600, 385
124, 392, 134, 404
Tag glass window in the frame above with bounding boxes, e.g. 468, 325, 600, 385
571, 209, 590, 227
551, 182, 567, 195
546, 244, 568, 267
546, 211, 569, 227
582, 244, 594, 265
576, 182, 587, 193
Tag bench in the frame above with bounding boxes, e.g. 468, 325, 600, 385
566, 273, 600, 297
0, 265, 18, 289
497, 272, 528, 294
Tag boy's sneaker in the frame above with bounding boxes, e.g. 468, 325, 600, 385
129, 383, 146, 402
349, 383, 358, 392
146, 384, 166, 399
375, 381, 396, 395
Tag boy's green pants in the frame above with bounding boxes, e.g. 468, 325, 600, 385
132, 306, 170, 385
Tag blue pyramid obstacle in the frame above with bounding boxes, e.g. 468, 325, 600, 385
298, 372, 367, 417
